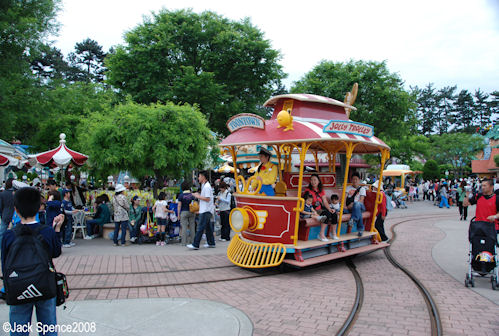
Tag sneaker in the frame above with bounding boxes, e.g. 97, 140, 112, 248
317, 236, 329, 242
84, 235, 94, 240
62, 244, 72, 248
319, 216, 328, 223
161, 241, 166, 246
186, 244, 199, 250
156, 241, 161, 246
330, 235, 339, 240
219, 238, 227, 242
69, 242, 76, 247
92, 234, 99, 238
357, 231, 363, 237
203, 244, 216, 248
113, 243, 119, 246
347, 219, 354, 227
130, 237, 137, 243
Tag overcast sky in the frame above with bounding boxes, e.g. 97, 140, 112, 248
53, 0, 499, 93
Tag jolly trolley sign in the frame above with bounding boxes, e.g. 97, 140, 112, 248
227, 113, 265, 133
323, 120, 374, 138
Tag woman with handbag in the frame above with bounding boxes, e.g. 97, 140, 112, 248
216, 182, 231, 241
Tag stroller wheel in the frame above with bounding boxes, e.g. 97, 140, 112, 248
464, 279, 469, 287
492, 277, 497, 290
471, 277, 475, 287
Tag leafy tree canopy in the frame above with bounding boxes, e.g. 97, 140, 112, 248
78, 101, 215, 181
105, 9, 285, 134
423, 159, 440, 181
427, 133, 485, 177
291, 60, 417, 140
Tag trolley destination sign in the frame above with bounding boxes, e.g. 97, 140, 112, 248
227, 113, 266, 133
323, 120, 374, 137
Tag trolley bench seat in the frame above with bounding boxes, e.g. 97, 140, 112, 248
298, 211, 371, 240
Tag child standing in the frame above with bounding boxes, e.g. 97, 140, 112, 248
62, 189, 77, 248
153, 192, 169, 246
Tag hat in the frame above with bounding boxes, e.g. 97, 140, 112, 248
63, 188, 72, 194
372, 180, 383, 190
12, 180, 29, 190
259, 147, 271, 157
115, 184, 126, 193
132, 195, 141, 201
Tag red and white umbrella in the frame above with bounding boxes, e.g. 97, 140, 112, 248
35, 133, 88, 167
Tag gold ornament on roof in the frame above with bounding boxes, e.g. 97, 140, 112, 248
344, 83, 358, 119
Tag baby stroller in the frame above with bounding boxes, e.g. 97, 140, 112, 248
166, 201, 180, 243
392, 190, 408, 209
464, 219, 498, 289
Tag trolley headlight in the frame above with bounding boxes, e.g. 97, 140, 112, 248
230, 208, 249, 233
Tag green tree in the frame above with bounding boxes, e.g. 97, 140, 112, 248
428, 133, 484, 177
30, 82, 116, 151
386, 135, 430, 167
453, 90, 475, 133
291, 60, 417, 140
68, 38, 106, 82
423, 159, 440, 181
436, 86, 456, 134
0, 0, 61, 140
30, 44, 70, 81
473, 89, 491, 130
105, 9, 285, 135
412, 83, 438, 135
78, 101, 215, 185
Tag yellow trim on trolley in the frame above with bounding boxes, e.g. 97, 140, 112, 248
227, 234, 286, 268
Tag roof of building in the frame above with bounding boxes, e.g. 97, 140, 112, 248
472, 147, 499, 173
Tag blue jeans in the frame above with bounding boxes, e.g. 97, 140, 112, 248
345, 202, 365, 232
439, 196, 449, 208
9, 297, 57, 336
192, 212, 215, 248
114, 220, 128, 245
260, 184, 275, 196
86, 219, 100, 236
63, 217, 73, 244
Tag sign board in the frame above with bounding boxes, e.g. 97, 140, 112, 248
227, 113, 265, 133
323, 120, 374, 138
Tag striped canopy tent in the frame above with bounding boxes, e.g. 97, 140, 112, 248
35, 133, 88, 167
220, 118, 389, 154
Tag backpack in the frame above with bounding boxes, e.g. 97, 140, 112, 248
230, 193, 236, 210
3, 224, 57, 305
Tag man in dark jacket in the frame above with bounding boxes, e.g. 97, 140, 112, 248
0, 178, 15, 245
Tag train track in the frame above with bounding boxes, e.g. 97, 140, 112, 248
336, 213, 454, 336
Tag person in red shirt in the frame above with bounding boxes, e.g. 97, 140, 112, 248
464, 178, 499, 233
372, 181, 388, 241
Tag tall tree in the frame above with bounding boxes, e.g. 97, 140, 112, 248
78, 101, 215, 183
473, 89, 491, 130
453, 90, 475, 133
436, 86, 456, 134
0, 0, 60, 140
30, 44, 70, 81
412, 83, 439, 135
291, 60, 417, 140
106, 9, 285, 135
68, 38, 106, 82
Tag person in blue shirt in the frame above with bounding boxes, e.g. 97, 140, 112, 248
62, 189, 77, 248
45, 190, 63, 229
1, 187, 64, 335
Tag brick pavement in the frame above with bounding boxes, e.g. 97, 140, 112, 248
2, 201, 499, 335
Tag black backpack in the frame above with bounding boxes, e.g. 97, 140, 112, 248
3, 224, 57, 305
230, 192, 236, 210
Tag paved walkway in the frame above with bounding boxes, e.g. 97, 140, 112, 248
1, 201, 498, 336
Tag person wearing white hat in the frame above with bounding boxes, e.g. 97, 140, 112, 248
112, 184, 130, 246
372, 180, 388, 241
